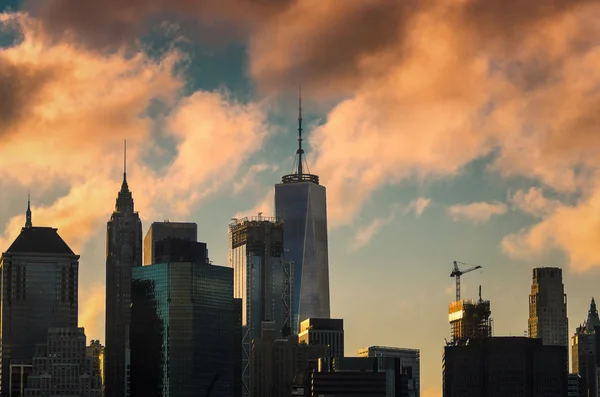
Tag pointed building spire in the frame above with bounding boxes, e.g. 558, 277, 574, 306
115, 140, 134, 213
25, 191, 32, 228
296, 85, 304, 176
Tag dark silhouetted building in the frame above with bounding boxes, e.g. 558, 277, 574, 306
24, 327, 102, 396
0, 202, 79, 397
358, 346, 420, 397
568, 373, 582, 397
228, 216, 291, 396
571, 298, 600, 397
442, 337, 568, 397
312, 357, 412, 397
298, 318, 344, 358
528, 267, 568, 347
131, 239, 237, 397
275, 97, 330, 332
105, 145, 143, 397
252, 325, 326, 397
143, 222, 198, 266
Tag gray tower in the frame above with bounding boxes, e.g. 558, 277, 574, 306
0, 202, 79, 396
105, 142, 142, 397
274, 92, 331, 332
528, 267, 568, 347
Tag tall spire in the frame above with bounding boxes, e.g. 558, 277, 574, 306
25, 191, 32, 228
123, 139, 127, 182
115, 140, 134, 213
296, 86, 304, 176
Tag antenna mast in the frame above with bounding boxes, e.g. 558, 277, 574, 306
123, 139, 127, 180
296, 86, 304, 176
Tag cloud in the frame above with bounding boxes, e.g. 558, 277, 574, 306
232, 187, 274, 220
448, 202, 508, 224
232, 163, 278, 194
503, 187, 600, 273
79, 283, 106, 340
352, 197, 430, 250
509, 187, 562, 218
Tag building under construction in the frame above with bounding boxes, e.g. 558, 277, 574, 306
448, 288, 493, 346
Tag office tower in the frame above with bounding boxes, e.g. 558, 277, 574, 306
528, 267, 569, 347
298, 318, 344, 358
442, 337, 568, 397
252, 327, 326, 397
448, 287, 492, 345
274, 95, 330, 332
0, 201, 79, 397
24, 327, 102, 396
312, 357, 412, 397
228, 216, 291, 396
358, 346, 420, 397
105, 143, 143, 397
143, 221, 198, 265
571, 298, 600, 397
130, 238, 237, 397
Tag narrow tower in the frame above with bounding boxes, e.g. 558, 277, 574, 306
528, 267, 568, 347
105, 140, 142, 397
25, 192, 32, 228
275, 90, 331, 332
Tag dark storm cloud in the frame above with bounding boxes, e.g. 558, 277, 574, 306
0, 59, 56, 134
25, 0, 294, 49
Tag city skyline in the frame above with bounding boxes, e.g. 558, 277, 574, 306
1, 1, 600, 396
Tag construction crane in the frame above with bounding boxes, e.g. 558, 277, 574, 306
450, 261, 482, 302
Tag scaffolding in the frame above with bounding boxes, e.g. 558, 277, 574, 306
448, 299, 492, 345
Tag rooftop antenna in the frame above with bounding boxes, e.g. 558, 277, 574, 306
296, 85, 304, 176
25, 190, 32, 228
123, 139, 127, 181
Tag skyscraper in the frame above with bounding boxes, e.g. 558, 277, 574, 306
0, 200, 79, 396
571, 298, 600, 397
143, 221, 198, 265
228, 216, 291, 396
131, 239, 238, 397
298, 318, 344, 358
274, 94, 330, 332
105, 142, 143, 397
528, 267, 569, 347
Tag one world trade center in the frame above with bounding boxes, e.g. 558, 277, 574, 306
275, 93, 331, 332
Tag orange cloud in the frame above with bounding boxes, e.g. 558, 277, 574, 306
448, 202, 508, 225
79, 283, 106, 341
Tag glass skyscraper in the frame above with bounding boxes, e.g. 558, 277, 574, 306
228, 216, 291, 397
131, 239, 238, 397
274, 96, 331, 332
0, 204, 79, 397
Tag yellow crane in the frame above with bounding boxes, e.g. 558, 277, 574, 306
450, 261, 482, 302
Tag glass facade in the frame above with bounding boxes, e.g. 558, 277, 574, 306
358, 346, 421, 397
143, 222, 198, 266
131, 261, 237, 397
0, 227, 79, 397
228, 217, 289, 397
275, 181, 330, 331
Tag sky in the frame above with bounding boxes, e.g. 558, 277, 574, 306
1, 1, 600, 395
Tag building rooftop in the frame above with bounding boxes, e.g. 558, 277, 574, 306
5, 227, 75, 255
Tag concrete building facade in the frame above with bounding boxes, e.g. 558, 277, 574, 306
358, 346, 420, 397
143, 222, 198, 266
528, 267, 569, 347
298, 318, 344, 359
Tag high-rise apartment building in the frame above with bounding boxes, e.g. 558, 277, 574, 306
131, 238, 238, 397
528, 267, 569, 347
571, 298, 600, 397
143, 221, 198, 265
298, 318, 344, 358
443, 337, 568, 397
274, 97, 330, 332
358, 346, 420, 397
228, 216, 291, 397
0, 202, 79, 397
105, 144, 143, 397
24, 327, 102, 396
